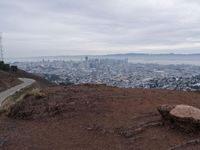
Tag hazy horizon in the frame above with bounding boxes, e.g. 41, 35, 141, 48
3, 52, 200, 59
1, 0, 200, 57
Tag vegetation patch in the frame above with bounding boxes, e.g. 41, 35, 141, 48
1, 83, 40, 110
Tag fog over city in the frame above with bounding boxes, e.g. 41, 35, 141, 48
1, 0, 200, 57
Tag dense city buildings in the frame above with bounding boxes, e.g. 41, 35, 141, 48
12, 57, 200, 91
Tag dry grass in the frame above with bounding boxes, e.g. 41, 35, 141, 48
1, 82, 42, 111
24, 88, 46, 99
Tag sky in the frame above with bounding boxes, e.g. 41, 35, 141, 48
1, 0, 200, 58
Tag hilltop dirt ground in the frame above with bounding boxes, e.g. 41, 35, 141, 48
0, 71, 21, 92
1, 84, 200, 150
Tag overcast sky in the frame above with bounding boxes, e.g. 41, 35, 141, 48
1, 0, 200, 57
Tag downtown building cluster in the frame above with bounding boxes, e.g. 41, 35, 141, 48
13, 57, 200, 91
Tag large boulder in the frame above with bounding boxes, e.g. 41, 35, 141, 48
158, 104, 200, 131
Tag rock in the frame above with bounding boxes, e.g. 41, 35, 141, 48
157, 104, 175, 119
170, 105, 200, 123
157, 104, 200, 131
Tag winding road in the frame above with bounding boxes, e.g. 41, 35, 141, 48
0, 78, 35, 106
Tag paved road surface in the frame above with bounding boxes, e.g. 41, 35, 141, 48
0, 78, 35, 106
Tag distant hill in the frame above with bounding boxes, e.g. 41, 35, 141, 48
105, 53, 200, 59
106, 53, 200, 56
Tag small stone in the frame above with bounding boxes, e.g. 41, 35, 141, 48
157, 104, 175, 119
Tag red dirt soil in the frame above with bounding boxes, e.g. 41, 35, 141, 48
1, 84, 200, 150
0, 71, 21, 92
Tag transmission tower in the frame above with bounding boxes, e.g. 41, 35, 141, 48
0, 32, 4, 62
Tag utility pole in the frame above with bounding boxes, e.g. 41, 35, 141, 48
0, 32, 4, 62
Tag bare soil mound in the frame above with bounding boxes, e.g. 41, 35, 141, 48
7, 89, 75, 119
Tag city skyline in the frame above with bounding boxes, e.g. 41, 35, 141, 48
1, 0, 200, 57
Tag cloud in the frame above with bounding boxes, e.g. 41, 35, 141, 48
1, 0, 200, 57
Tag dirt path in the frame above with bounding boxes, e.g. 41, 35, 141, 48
0, 78, 35, 106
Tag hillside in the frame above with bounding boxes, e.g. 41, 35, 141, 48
0, 70, 21, 92
13, 69, 53, 88
0, 68, 52, 91
0, 59, 51, 93
1, 84, 200, 150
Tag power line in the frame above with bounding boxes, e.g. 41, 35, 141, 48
0, 32, 4, 62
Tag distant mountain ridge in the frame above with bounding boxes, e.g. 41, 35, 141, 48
6, 53, 200, 66
105, 53, 200, 57
6, 53, 200, 60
